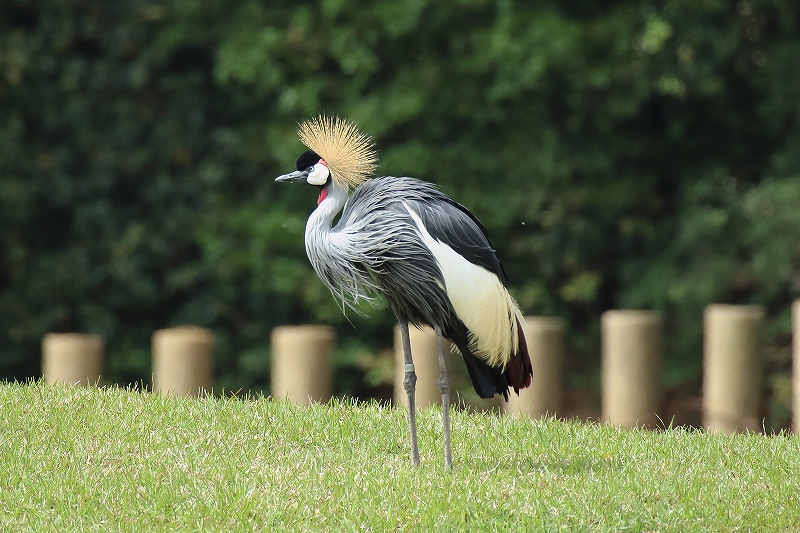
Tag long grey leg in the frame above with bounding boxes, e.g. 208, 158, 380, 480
399, 321, 420, 467
435, 325, 452, 470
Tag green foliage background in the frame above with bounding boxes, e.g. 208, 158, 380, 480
1, 0, 799, 425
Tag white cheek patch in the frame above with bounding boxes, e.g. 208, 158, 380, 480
307, 163, 330, 185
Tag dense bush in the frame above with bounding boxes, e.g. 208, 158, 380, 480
2, 0, 798, 425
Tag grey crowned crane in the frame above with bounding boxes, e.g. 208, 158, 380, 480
276, 116, 532, 469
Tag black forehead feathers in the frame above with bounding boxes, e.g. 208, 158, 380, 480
295, 150, 321, 171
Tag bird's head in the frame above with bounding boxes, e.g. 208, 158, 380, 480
275, 150, 333, 204
275, 150, 331, 186
275, 115, 377, 200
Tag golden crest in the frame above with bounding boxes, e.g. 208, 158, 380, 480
298, 115, 378, 188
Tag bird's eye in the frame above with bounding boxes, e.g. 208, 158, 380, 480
307, 166, 315, 173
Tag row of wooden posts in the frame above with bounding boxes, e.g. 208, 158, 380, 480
41, 302, 800, 434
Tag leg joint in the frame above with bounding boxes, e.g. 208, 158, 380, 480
437, 372, 450, 395
403, 370, 417, 393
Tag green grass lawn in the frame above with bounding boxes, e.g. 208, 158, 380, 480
0, 382, 797, 532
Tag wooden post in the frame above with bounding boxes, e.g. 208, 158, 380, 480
42, 333, 104, 386
152, 326, 214, 397
794, 300, 800, 434
703, 304, 764, 434
504, 317, 563, 418
271, 325, 334, 405
601, 310, 662, 428
394, 325, 449, 409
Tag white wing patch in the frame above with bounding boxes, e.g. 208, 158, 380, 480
402, 202, 522, 368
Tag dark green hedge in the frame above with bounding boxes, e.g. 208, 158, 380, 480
2, 0, 799, 425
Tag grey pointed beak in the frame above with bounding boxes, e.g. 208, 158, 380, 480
275, 169, 309, 183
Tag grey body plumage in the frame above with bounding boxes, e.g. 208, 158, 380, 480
309, 176, 477, 327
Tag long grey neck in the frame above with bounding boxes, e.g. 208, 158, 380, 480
305, 180, 349, 243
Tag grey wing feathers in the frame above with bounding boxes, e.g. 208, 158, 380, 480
342, 177, 504, 270
316, 177, 451, 321
351, 176, 507, 284
318, 176, 507, 321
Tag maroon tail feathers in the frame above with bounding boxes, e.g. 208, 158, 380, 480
504, 318, 533, 395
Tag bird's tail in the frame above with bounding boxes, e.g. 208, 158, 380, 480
448, 316, 533, 401
504, 317, 533, 395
